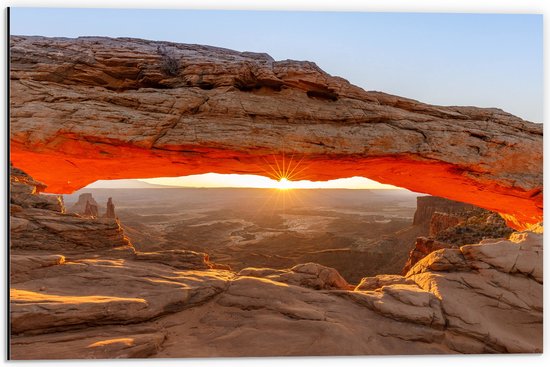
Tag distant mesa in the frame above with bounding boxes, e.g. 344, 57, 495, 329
83, 199, 99, 218
69, 193, 98, 214
69, 193, 116, 219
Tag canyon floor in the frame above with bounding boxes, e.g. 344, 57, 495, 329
9, 169, 543, 359
64, 187, 421, 283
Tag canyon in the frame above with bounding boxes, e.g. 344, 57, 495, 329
64, 187, 419, 282
62, 188, 512, 283
8, 35, 543, 358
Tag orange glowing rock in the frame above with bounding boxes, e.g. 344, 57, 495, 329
9, 36, 542, 231
87, 338, 135, 348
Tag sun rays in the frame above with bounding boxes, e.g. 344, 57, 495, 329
248, 153, 312, 218
262, 153, 311, 190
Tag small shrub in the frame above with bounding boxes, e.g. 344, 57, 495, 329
157, 45, 180, 76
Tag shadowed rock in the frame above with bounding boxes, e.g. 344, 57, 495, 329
429, 212, 463, 237
83, 200, 99, 218
413, 196, 476, 227
134, 249, 213, 270
70, 193, 98, 215
10, 163, 63, 213
402, 237, 457, 275
11, 327, 166, 359
355, 274, 416, 291
239, 262, 352, 290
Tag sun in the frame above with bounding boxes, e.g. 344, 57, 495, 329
277, 177, 292, 190
262, 152, 309, 190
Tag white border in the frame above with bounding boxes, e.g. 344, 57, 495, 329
1, 1, 547, 367
0, 0, 547, 13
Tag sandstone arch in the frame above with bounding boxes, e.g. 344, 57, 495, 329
9, 36, 542, 230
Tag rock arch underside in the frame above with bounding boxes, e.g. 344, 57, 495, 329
9, 36, 543, 230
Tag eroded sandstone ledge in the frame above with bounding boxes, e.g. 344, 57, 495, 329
9, 168, 543, 358
9, 35, 542, 229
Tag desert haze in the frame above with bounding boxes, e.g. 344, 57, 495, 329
64, 188, 419, 283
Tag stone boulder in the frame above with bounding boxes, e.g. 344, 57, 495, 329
405, 232, 542, 353
401, 237, 457, 275
355, 274, 417, 291
239, 262, 352, 290
11, 260, 232, 335
134, 249, 212, 270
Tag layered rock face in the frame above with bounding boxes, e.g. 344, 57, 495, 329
434, 211, 514, 246
419, 197, 514, 245
9, 36, 542, 229
402, 196, 514, 274
9, 169, 543, 358
413, 196, 476, 227
11, 165, 63, 212
429, 212, 463, 237
10, 167, 131, 253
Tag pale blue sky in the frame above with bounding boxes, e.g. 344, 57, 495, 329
10, 8, 543, 122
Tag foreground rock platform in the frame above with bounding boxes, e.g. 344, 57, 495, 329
11, 232, 542, 358
9, 36, 542, 229
9, 169, 543, 359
